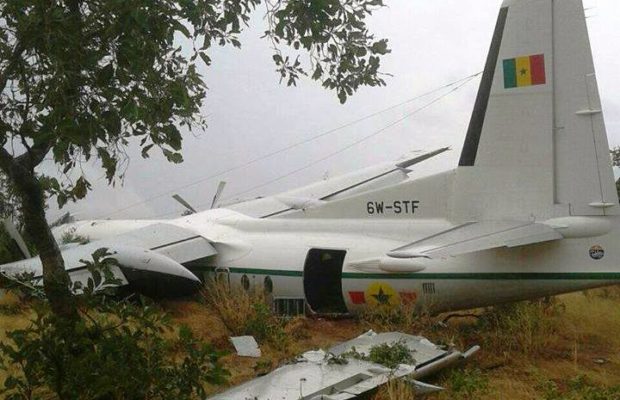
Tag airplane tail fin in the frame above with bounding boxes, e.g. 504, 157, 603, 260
457, 0, 618, 218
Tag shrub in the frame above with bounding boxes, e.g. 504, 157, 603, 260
0, 299, 229, 400
0, 252, 229, 400
475, 299, 564, 356
442, 368, 489, 399
367, 341, 415, 369
537, 374, 620, 400
358, 301, 434, 334
203, 278, 264, 334
338, 341, 414, 370
203, 279, 288, 350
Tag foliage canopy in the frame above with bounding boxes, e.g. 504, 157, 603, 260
0, 0, 389, 205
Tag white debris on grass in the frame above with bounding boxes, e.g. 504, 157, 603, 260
230, 336, 261, 358
209, 331, 480, 400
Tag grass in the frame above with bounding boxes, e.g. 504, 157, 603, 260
372, 378, 417, 400
3, 286, 620, 398
430, 288, 620, 400
358, 300, 435, 335
200, 279, 289, 350
0, 292, 31, 340
437, 368, 489, 399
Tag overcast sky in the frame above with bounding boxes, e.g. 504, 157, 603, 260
42, 0, 620, 222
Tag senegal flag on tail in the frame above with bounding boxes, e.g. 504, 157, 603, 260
503, 54, 546, 89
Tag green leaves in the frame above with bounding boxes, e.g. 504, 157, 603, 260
367, 341, 415, 369
0, 293, 230, 399
173, 19, 192, 38
72, 176, 91, 200
611, 147, 620, 168
1, 0, 388, 208
371, 39, 389, 55
96, 63, 115, 86
264, 0, 389, 103
163, 149, 184, 164
41, 174, 92, 209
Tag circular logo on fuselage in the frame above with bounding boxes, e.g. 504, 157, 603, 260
365, 282, 400, 308
589, 245, 605, 260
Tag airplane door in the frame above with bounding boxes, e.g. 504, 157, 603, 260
303, 249, 348, 314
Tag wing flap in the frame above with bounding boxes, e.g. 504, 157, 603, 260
388, 221, 563, 259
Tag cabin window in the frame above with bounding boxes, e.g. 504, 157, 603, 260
241, 274, 250, 291
264, 276, 273, 294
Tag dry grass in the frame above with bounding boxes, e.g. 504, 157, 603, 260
0, 292, 33, 390
3, 287, 620, 399
472, 299, 566, 356
0, 291, 31, 340
358, 301, 435, 335
430, 289, 620, 400
372, 378, 417, 400
200, 278, 268, 336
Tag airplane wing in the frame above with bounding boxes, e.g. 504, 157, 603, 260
225, 148, 450, 218
0, 223, 217, 297
387, 220, 563, 260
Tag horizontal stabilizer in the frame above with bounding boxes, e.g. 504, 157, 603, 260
388, 221, 563, 259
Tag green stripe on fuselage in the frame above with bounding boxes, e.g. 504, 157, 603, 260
188, 265, 620, 281
344, 272, 620, 280
190, 265, 303, 277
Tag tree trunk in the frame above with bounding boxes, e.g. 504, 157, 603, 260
0, 156, 77, 321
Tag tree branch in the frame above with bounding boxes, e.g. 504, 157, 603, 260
16, 141, 53, 170
0, 146, 16, 173
0, 42, 25, 94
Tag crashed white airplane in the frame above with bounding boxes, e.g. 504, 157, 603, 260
1, 0, 619, 313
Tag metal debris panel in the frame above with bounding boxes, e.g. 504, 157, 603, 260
230, 336, 261, 358
208, 331, 479, 400
329, 331, 448, 368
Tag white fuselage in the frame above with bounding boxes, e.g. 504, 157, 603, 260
163, 206, 620, 314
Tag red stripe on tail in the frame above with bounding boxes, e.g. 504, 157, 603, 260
530, 54, 546, 85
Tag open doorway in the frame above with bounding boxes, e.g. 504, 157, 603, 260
303, 248, 348, 314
